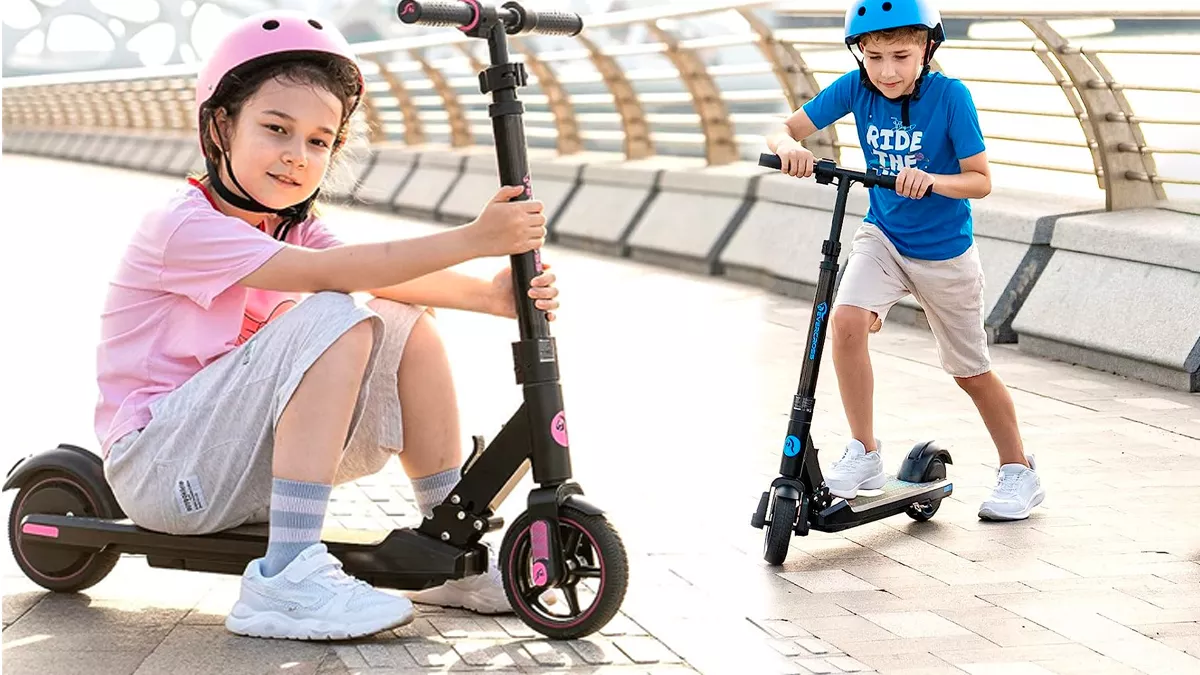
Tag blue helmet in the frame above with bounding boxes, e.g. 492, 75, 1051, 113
844, 0, 945, 45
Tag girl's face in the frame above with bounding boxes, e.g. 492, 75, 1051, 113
861, 38, 928, 99
216, 77, 344, 215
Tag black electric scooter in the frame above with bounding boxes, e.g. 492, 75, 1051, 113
751, 153, 954, 565
4, 0, 627, 640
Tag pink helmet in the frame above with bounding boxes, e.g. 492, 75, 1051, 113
195, 10, 364, 118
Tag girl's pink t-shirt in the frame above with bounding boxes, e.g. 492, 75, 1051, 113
95, 179, 342, 455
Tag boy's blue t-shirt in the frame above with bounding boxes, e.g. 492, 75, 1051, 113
803, 71, 986, 261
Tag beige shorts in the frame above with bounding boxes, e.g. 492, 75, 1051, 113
834, 223, 991, 378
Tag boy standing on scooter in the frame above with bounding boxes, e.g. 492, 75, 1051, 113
765, 0, 1045, 521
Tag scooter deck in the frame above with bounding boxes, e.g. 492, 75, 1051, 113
812, 476, 952, 532
845, 476, 953, 513
18, 514, 486, 590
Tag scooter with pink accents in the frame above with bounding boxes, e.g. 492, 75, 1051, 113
5, 0, 627, 640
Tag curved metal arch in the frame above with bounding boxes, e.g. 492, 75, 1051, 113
364, 55, 426, 146
1023, 19, 1165, 209
511, 39, 582, 155
1027, 44, 1103, 190
739, 8, 837, 161
647, 24, 738, 166
574, 33, 653, 161
408, 48, 471, 148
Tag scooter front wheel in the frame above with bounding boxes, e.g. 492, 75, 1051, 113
8, 471, 119, 592
763, 495, 797, 565
500, 506, 628, 639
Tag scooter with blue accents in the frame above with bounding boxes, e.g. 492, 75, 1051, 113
750, 153, 954, 565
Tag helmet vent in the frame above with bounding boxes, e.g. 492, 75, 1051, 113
857, 6, 866, 15
308, 19, 324, 29
262, 20, 280, 30
882, 2, 893, 10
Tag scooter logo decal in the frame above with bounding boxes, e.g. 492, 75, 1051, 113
400, 1, 415, 16
809, 302, 828, 360
532, 562, 548, 586
784, 435, 802, 457
551, 411, 568, 447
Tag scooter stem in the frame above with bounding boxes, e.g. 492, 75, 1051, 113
779, 176, 854, 479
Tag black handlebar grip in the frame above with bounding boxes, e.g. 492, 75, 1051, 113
758, 153, 782, 170
875, 173, 897, 191
397, 0, 477, 28
526, 9, 584, 36
874, 174, 934, 197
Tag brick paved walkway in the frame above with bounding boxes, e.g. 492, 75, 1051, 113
4, 158, 1199, 674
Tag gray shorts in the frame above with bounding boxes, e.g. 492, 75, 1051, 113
834, 223, 991, 378
103, 291, 425, 535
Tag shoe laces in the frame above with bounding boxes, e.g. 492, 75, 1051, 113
833, 448, 865, 470
993, 470, 1023, 496
313, 556, 372, 593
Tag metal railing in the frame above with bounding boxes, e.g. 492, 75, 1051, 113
3, 0, 1198, 209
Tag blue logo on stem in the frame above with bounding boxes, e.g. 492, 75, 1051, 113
783, 435, 802, 457
809, 302, 828, 360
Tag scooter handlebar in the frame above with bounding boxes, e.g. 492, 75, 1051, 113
397, 0, 583, 36
397, 0, 476, 28
758, 153, 932, 197
502, 2, 584, 36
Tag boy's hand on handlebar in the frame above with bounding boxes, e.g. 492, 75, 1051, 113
467, 186, 547, 257
776, 139, 815, 178
895, 168, 935, 199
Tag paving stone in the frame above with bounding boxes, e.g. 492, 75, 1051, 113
133, 626, 328, 674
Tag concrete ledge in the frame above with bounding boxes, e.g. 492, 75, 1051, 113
129, 136, 162, 171
436, 150, 502, 223
166, 142, 202, 177
82, 135, 116, 164
627, 162, 773, 275
1012, 209, 1200, 391
434, 148, 574, 225
554, 157, 702, 256
29, 131, 61, 155
45, 132, 75, 158
147, 137, 186, 174
101, 135, 138, 167
529, 155, 588, 238
720, 174, 870, 299
392, 148, 469, 217
71, 134, 106, 163
324, 148, 377, 203
354, 146, 418, 207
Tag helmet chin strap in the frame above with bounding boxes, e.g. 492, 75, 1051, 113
205, 151, 318, 240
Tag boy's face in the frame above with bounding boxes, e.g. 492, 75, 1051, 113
860, 37, 928, 99
219, 78, 343, 211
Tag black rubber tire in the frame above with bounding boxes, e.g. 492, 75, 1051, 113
8, 472, 119, 592
906, 458, 947, 522
763, 496, 797, 565
906, 499, 941, 522
500, 506, 628, 640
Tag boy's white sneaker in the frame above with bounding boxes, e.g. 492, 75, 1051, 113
978, 455, 1045, 521
825, 439, 887, 499
225, 543, 414, 640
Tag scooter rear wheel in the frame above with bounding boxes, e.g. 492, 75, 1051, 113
8, 471, 119, 592
905, 457, 947, 522
500, 506, 628, 639
763, 495, 797, 565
